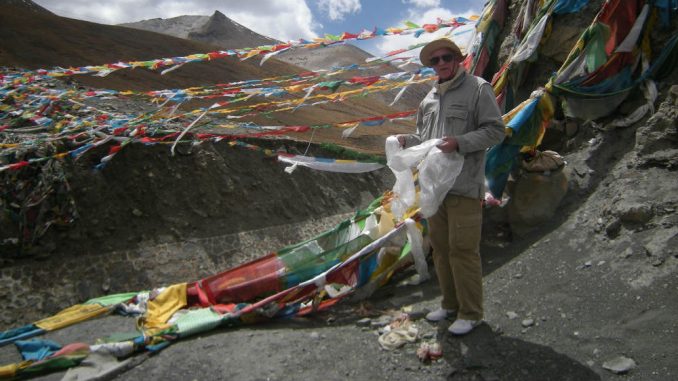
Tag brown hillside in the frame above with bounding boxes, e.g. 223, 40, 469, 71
0, 4, 416, 153
0, 5, 298, 90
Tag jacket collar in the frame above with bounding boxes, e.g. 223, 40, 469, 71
433, 69, 467, 96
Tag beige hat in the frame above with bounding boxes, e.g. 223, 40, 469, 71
419, 37, 463, 67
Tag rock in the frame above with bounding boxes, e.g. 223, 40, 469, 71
459, 342, 469, 357
618, 204, 654, 224
370, 315, 392, 328
541, 23, 583, 62
651, 257, 665, 267
602, 356, 637, 374
506, 311, 518, 320
356, 318, 371, 327
309, 331, 320, 340
132, 208, 143, 217
521, 318, 535, 328
565, 119, 579, 137
407, 310, 427, 321
605, 218, 622, 238
507, 170, 569, 237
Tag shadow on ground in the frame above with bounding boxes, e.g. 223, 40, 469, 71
437, 323, 600, 381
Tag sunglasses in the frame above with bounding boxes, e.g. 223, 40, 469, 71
429, 54, 456, 66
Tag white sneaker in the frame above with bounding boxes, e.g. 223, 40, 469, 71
425, 308, 455, 322
448, 319, 480, 335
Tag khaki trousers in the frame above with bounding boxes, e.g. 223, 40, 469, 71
428, 194, 483, 320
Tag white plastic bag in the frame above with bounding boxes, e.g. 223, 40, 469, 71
418, 148, 464, 217
385, 136, 464, 219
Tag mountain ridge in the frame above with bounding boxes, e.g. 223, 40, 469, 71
120, 10, 279, 50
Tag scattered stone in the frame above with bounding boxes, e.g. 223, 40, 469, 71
356, 318, 371, 327
573, 165, 588, 178
132, 208, 143, 217
459, 342, 469, 357
602, 356, 637, 374
622, 248, 634, 259
651, 257, 665, 267
521, 318, 535, 328
619, 204, 654, 224
309, 331, 320, 340
643, 246, 653, 257
370, 315, 392, 328
506, 311, 518, 320
407, 310, 428, 321
597, 261, 606, 266
605, 218, 622, 238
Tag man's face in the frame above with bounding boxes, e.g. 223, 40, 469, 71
429, 47, 460, 81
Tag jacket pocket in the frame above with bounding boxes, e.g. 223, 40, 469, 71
445, 106, 468, 136
453, 213, 481, 251
420, 109, 436, 137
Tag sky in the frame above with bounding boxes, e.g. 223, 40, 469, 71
32, 0, 486, 57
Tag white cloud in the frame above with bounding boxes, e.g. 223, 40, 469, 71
227, 2, 319, 42
402, 0, 440, 8
317, 0, 361, 21
33, 0, 319, 41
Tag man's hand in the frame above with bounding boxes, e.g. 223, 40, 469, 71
397, 135, 406, 148
437, 136, 459, 153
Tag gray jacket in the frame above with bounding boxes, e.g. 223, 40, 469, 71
403, 70, 505, 200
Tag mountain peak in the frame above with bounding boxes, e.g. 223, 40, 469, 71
1, 0, 52, 14
212, 10, 226, 19
188, 11, 278, 49
120, 10, 277, 50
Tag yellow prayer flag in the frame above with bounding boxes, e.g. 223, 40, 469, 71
35, 304, 109, 331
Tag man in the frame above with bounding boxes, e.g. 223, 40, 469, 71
398, 37, 505, 335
